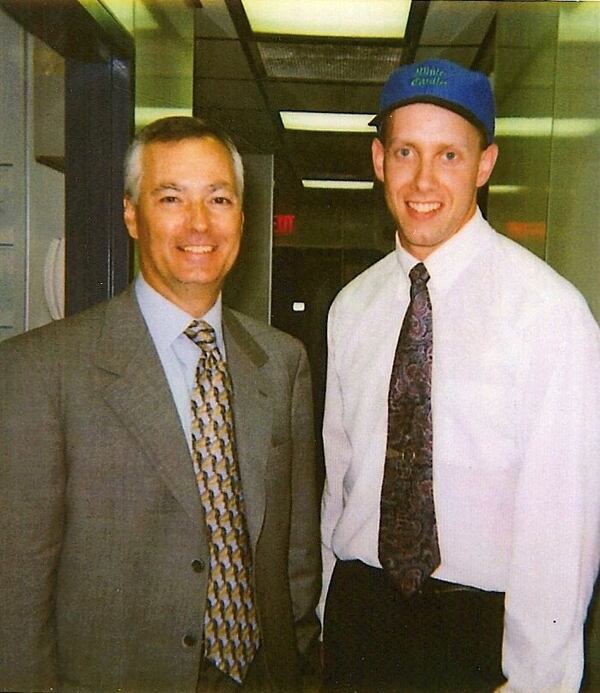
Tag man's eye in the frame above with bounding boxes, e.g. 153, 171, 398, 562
161, 195, 180, 203
212, 196, 232, 205
445, 151, 457, 161
397, 147, 410, 158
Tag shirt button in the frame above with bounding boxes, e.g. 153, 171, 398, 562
191, 559, 205, 573
181, 633, 197, 648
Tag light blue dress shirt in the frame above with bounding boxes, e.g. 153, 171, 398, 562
134, 274, 225, 450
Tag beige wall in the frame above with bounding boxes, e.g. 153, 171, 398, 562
491, 3, 600, 686
489, 1, 600, 322
546, 2, 600, 322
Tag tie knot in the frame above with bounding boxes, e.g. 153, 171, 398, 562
409, 262, 430, 287
184, 319, 217, 351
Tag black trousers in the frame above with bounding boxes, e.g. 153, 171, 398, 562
323, 560, 506, 693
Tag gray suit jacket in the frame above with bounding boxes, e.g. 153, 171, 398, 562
0, 287, 321, 692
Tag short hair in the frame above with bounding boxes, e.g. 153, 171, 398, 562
124, 116, 244, 203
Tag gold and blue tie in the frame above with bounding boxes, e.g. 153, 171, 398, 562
379, 263, 441, 597
185, 320, 260, 683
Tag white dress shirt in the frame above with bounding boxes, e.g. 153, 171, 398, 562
320, 208, 600, 692
135, 275, 225, 449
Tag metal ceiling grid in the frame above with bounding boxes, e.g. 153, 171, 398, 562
194, 1, 497, 193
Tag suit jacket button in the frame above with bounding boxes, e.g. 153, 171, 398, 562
182, 633, 197, 648
191, 559, 205, 573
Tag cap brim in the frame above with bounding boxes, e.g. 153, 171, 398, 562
369, 95, 491, 144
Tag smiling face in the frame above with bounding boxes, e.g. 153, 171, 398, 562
124, 136, 243, 317
372, 102, 498, 260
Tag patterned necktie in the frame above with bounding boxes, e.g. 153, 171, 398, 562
378, 263, 440, 597
185, 320, 260, 684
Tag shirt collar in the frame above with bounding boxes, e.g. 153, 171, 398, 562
394, 207, 491, 295
134, 274, 224, 352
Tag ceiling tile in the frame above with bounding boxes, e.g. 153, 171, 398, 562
200, 107, 274, 132
284, 131, 374, 179
419, 1, 497, 46
414, 45, 479, 67
194, 0, 239, 39
265, 82, 381, 114
195, 77, 265, 109
195, 39, 254, 79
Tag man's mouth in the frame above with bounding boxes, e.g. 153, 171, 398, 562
182, 245, 215, 254
407, 201, 441, 213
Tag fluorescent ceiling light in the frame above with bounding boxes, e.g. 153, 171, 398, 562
284, 114, 599, 138
488, 185, 527, 195
303, 179, 374, 190
496, 117, 599, 138
281, 111, 376, 133
554, 119, 599, 138
135, 106, 193, 128
241, 0, 411, 39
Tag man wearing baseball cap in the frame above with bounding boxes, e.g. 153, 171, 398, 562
320, 59, 600, 691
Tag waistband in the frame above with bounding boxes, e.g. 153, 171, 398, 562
336, 559, 503, 597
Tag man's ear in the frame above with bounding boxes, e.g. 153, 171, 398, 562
372, 137, 386, 183
123, 197, 138, 240
476, 143, 499, 188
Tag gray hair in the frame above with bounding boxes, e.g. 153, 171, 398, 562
124, 116, 244, 203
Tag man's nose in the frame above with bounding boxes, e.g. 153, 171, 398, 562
189, 201, 209, 231
414, 158, 436, 190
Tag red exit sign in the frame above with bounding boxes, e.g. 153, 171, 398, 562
274, 214, 296, 236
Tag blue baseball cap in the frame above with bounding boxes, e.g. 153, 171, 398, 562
370, 59, 495, 145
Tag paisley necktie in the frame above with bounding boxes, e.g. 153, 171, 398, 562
378, 263, 440, 597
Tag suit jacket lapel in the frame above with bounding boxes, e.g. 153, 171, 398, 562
93, 288, 203, 527
223, 308, 271, 550
90, 291, 271, 552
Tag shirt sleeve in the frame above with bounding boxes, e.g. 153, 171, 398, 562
318, 301, 354, 628
501, 295, 600, 692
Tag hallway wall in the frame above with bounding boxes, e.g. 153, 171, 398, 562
490, 3, 600, 686
0, 8, 64, 341
546, 2, 600, 322
489, 1, 600, 321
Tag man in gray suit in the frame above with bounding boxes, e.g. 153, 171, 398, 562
0, 117, 321, 692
